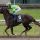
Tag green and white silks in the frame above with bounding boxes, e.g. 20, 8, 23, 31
8, 5, 21, 14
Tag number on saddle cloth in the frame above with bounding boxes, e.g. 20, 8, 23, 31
17, 15, 22, 22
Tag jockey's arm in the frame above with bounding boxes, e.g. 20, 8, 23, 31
8, 4, 21, 14
15, 7, 21, 13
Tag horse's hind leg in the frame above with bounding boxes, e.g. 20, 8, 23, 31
20, 28, 28, 36
20, 25, 28, 36
20, 25, 32, 36
28, 25, 32, 30
5, 26, 10, 36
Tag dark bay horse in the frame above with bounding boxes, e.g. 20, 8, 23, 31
0, 7, 40, 36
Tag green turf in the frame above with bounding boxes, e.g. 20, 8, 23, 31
18, 9, 40, 19
0, 24, 40, 36
0, 14, 4, 20
0, 9, 40, 36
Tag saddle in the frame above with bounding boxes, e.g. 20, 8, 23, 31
13, 14, 22, 22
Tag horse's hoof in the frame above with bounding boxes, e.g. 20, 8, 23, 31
12, 34, 17, 36
15, 34, 17, 35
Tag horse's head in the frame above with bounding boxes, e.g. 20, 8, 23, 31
0, 7, 3, 13
0, 7, 6, 14
0, 7, 9, 14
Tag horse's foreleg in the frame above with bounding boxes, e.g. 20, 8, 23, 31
10, 27, 15, 35
5, 27, 9, 36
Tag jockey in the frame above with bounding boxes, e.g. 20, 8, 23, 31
8, 3, 21, 22
8, 4, 21, 14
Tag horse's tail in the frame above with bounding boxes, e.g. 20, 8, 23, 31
33, 19, 40, 26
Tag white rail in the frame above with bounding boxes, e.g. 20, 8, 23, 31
0, 19, 40, 26
0, 20, 5, 22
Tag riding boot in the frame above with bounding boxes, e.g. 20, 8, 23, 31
13, 14, 16, 21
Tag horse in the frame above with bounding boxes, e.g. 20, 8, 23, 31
0, 7, 40, 36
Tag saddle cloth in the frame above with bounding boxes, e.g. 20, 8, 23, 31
13, 14, 22, 22
17, 15, 22, 22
